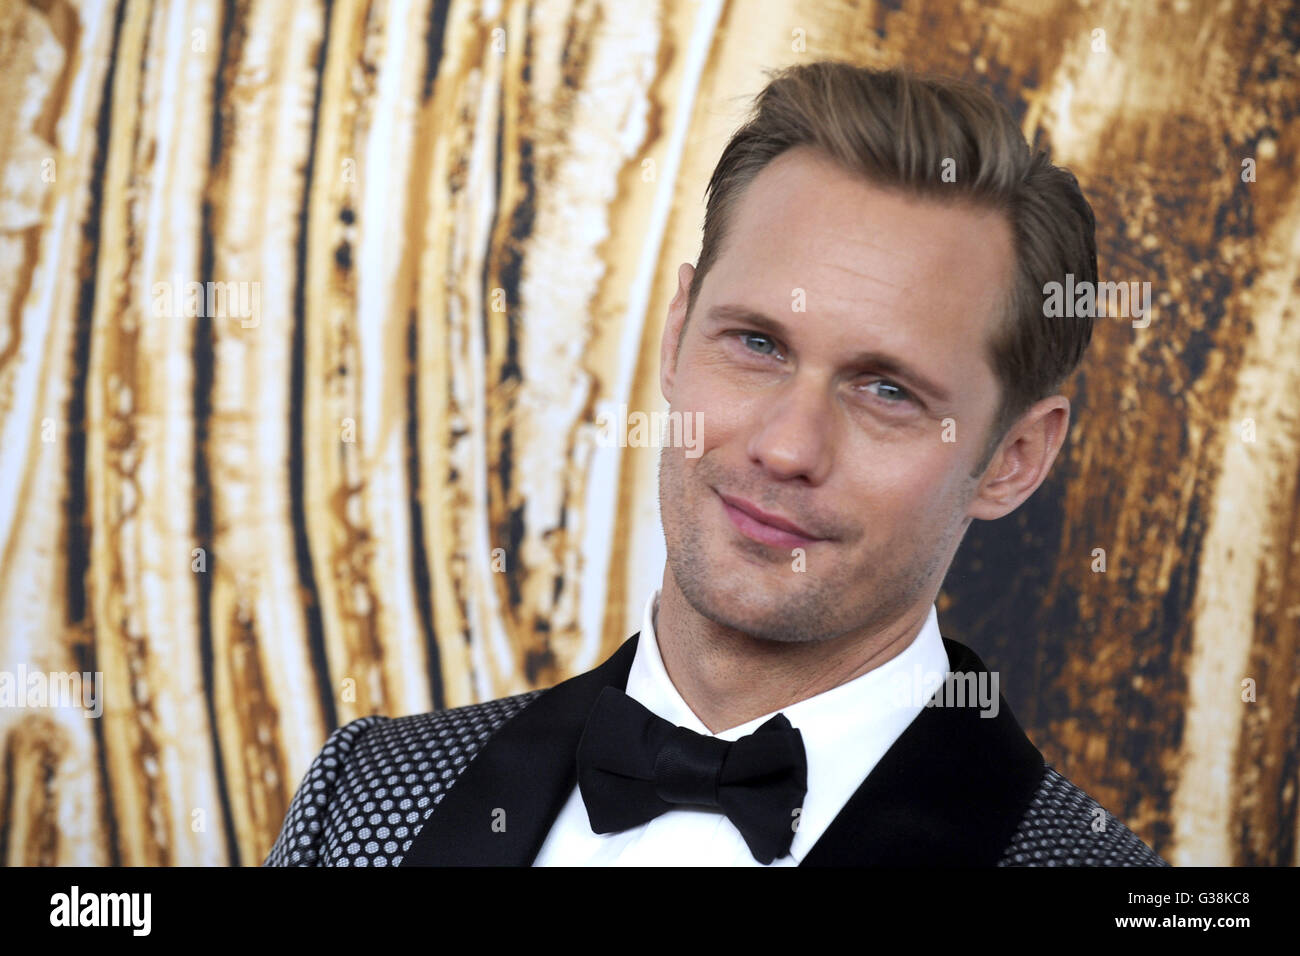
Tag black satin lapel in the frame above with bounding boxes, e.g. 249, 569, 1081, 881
800, 637, 1045, 866
400, 634, 640, 866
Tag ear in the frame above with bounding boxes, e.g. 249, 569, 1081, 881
967, 396, 1070, 521
660, 262, 695, 404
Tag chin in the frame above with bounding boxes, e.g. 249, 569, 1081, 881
671, 549, 846, 644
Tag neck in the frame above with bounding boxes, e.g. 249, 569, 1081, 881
653, 568, 934, 734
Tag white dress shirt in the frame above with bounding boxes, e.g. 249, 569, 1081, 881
532, 588, 952, 866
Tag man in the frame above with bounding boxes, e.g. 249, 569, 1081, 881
265, 61, 1166, 867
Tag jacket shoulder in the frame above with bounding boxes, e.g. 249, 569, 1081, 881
997, 766, 1169, 867
262, 689, 545, 866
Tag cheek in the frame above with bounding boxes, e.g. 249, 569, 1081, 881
847, 446, 963, 527
672, 380, 750, 446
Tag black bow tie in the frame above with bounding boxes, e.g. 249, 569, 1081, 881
575, 686, 808, 864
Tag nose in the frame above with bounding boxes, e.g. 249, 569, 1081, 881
745, 377, 834, 484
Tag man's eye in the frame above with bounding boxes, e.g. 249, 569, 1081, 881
738, 332, 779, 356
862, 379, 912, 404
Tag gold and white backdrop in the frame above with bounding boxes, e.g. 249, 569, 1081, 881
1, 0, 1297, 866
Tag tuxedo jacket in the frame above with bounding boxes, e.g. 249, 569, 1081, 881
263, 632, 1168, 866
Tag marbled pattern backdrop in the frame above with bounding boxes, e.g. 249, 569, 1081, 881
0, 0, 1296, 865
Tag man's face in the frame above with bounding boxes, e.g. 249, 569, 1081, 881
658, 145, 1016, 644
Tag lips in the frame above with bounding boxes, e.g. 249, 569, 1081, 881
716, 491, 825, 549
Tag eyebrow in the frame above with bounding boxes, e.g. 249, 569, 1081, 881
703, 303, 955, 405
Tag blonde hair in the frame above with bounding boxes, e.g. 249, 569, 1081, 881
687, 61, 1098, 469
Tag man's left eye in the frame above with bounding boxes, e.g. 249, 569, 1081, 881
863, 380, 912, 403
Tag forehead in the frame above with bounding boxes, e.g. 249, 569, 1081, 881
705, 146, 1015, 360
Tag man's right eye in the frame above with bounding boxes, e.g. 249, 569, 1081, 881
737, 332, 779, 357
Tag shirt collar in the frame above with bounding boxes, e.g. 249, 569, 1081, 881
628, 589, 950, 735
624, 587, 953, 860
